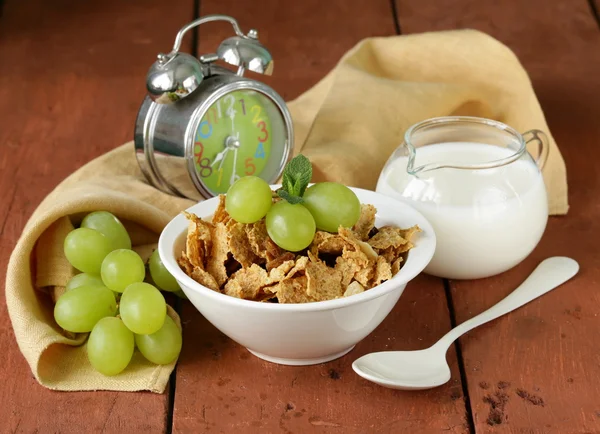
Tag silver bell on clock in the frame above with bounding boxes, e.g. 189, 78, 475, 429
134, 14, 294, 200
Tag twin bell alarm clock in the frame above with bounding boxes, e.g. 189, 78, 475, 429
134, 14, 294, 200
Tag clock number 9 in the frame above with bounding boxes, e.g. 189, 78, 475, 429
257, 121, 269, 142
194, 141, 212, 177
194, 141, 204, 163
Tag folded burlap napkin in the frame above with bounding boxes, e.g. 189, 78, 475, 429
5, 146, 193, 392
6, 29, 568, 393
291, 29, 568, 215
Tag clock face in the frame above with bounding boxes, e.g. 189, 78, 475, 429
192, 89, 287, 195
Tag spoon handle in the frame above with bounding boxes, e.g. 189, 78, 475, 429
436, 257, 579, 351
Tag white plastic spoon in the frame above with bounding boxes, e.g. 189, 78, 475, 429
352, 257, 579, 390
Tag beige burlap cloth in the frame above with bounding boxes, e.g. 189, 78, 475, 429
5, 29, 568, 393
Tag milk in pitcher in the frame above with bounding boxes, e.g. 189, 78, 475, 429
376, 142, 548, 279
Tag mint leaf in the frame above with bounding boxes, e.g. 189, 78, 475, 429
280, 154, 312, 197
282, 172, 295, 195
277, 189, 304, 204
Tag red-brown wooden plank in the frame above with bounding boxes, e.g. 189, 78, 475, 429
170, 1, 469, 433
0, 1, 194, 432
395, 0, 600, 432
195, 0, 399, 101
175, 279, 468, 433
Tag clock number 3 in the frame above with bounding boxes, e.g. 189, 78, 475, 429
257, 121, 269, 142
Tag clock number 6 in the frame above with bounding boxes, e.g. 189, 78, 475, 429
245, 157, 256, 175
257, 121, 268, 142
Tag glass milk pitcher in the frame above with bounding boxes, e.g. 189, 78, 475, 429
376, 116, 549, 280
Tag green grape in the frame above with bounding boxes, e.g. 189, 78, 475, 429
100, 249, 145, 293
225, 176, 273, 223
265, 201, 316, 252
120, 282, 166, 334
65, 273, 105, 291
87, 317, 134, 376
63, 228, 113, 274
135, 315, 182, 365
148, 249, 179, 292
81, 211, 132, 251
302, 182, 361, 233
64, 273, 120, 301
65, 273, 119, 299
54, 285, 117, 333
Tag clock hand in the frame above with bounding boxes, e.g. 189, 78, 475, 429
211, 147, 229, 167
226, 97, 238, 146
214, 135, 241, 168
218, 148, 229, 171
230, 147, 239, 186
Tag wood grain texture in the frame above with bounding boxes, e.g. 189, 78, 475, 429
195, 0, 398, 101
170, 1, 468, 433
174, 276, 467, 434
0, 1, 193, 432
3, 0, 598, 432
395, 0, 600, 432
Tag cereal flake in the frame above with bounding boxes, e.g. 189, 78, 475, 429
353, 204, 376, 240
306, 260, 343, 301
344, 281, 365, 297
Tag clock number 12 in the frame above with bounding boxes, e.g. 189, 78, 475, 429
225, 94, 236, 118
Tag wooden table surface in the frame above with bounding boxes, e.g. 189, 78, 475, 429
1, 0, 600, 433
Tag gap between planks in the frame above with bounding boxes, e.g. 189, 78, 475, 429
391, 0, 475, 431
166, 296, 182, 434
444, 280, 477, 434
168, 2, 469, 432
166, 2, 201, 432
588, 0, 600, 28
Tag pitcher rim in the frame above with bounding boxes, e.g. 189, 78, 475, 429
404, 116, 526, 175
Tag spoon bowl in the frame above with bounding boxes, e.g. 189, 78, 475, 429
353, 346, 451, 390
352, 257, 579, 390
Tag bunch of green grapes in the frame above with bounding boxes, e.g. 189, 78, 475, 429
224, 156, 361, 252
55, 211, 183, 376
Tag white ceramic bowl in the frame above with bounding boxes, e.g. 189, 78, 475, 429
158, 187, 436, 366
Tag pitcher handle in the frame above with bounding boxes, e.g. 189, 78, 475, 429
522, 129, 549, 170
